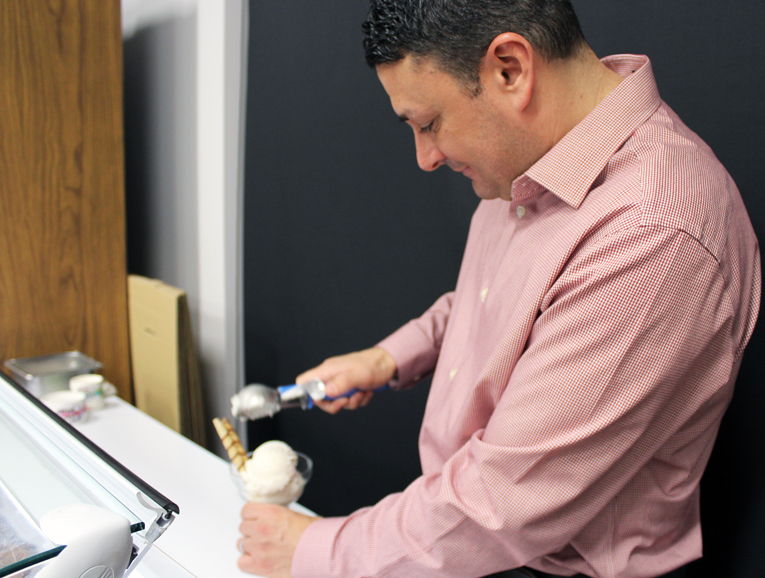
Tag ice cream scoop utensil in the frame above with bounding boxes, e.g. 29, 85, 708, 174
231, 379, 389, 421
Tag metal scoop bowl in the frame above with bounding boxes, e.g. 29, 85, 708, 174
230, 384, 311, 421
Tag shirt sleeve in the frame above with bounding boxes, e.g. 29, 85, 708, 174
376, 291, 454, 389
292, 225, 742, 578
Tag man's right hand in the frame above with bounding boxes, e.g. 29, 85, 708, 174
295, 347, 397, 414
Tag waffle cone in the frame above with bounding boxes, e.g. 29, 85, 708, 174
212, 417, 247, 473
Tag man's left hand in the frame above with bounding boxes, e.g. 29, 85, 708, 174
237, 503, 319, 578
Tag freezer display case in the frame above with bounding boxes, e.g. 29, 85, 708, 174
0, 371, 188, 577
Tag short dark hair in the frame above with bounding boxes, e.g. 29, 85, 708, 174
362, 0, 587, 89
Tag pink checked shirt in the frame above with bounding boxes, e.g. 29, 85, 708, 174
292, 55, 761, 578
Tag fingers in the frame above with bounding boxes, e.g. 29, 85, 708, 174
295, 347, 397, 405
314, 390, 374, 414
295, 358, 357, 397
241, 501, 277, 520
313, 397, 348, 414
237, 503, 319, 578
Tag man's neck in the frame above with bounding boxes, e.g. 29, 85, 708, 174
536, 47, 624, 148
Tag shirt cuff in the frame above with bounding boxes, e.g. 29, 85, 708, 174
377, 323, 439, 389
292, 516, 348, 578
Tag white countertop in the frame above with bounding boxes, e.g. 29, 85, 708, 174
74, 397, 311, 578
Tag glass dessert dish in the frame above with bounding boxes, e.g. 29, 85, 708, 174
229, 450, 312, 505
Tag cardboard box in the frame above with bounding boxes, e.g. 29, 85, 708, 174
128, 275, 205, 445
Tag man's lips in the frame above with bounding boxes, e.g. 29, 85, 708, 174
446, 161, 472, 177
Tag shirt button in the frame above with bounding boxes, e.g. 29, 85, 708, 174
516, 205, 526, 218
449, 369, 458, 380
480, 287, 489, 301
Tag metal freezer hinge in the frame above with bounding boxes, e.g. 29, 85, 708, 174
122, 492, 177, 576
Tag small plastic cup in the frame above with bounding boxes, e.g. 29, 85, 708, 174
41, 390, 88, 423
69, 373, 105, 410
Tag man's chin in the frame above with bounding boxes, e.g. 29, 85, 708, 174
470, 181, 503, 201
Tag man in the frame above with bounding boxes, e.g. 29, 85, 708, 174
237, 1, 761, 577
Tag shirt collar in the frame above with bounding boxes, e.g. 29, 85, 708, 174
514, 54, 662, 209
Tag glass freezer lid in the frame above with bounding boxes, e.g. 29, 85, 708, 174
0, 372, 179, 576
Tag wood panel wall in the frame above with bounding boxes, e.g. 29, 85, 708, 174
0, 1, 132, 401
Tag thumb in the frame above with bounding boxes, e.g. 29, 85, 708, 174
323, 374, 355, 398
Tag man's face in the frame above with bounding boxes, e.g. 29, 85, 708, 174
376, 55, 540, 201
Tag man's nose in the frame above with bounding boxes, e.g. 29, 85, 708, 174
414, 133, 445, 172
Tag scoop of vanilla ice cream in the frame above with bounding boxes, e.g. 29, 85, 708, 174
242, 440, 305, 505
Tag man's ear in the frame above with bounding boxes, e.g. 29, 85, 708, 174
481, 32, 535, 109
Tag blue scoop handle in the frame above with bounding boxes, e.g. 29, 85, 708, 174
325, 384, 389, 400
277, 383, 389, 409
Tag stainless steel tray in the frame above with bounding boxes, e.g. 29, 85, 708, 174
4, 351, 102, 397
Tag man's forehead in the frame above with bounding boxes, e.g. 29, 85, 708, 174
376, 54, 443, 84
377, 56, 456, 112
377, 54, 484, 112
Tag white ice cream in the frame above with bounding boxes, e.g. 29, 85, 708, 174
241, 440, 305, 505
230, 385, 275, 421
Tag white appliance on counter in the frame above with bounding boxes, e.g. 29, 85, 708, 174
0, 372, 187, 578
